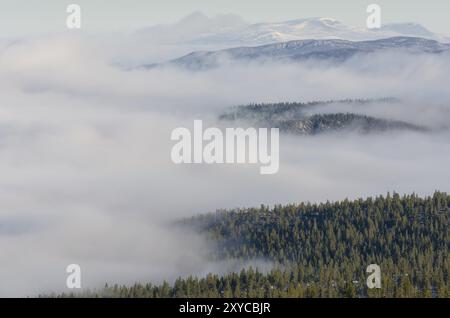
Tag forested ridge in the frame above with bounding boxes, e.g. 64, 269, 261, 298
51, 192, 449, 298
219, 98, 426, 134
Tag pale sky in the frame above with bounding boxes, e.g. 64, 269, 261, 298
0, 0, 449, 37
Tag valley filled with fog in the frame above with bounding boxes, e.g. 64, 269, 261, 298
0, 14, 449, 296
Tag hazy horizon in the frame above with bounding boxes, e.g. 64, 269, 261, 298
1, 0, 450, 37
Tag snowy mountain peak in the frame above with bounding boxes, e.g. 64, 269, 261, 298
179, 11, 209, 24
187, 16, 449, 45
136, 13, 450, 46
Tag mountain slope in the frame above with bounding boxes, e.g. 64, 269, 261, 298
152, 37, 450, 69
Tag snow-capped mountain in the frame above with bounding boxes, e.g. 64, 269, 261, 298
136, 13, 450, 46
151, 37, 450, 70
192, 17, 450, 45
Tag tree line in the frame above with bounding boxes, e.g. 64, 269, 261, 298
49, 192, 449, 298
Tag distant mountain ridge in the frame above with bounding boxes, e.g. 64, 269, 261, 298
149, 36, 450, 70
192, 17, 450, 45
136, 13, 450, 46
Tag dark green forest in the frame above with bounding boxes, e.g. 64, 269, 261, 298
52, 192, 449, 298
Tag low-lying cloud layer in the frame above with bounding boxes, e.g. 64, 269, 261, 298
0, 33, 449, 296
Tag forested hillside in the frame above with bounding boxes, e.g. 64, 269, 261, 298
219, 99, 427, 135
52, 192, 449, 298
